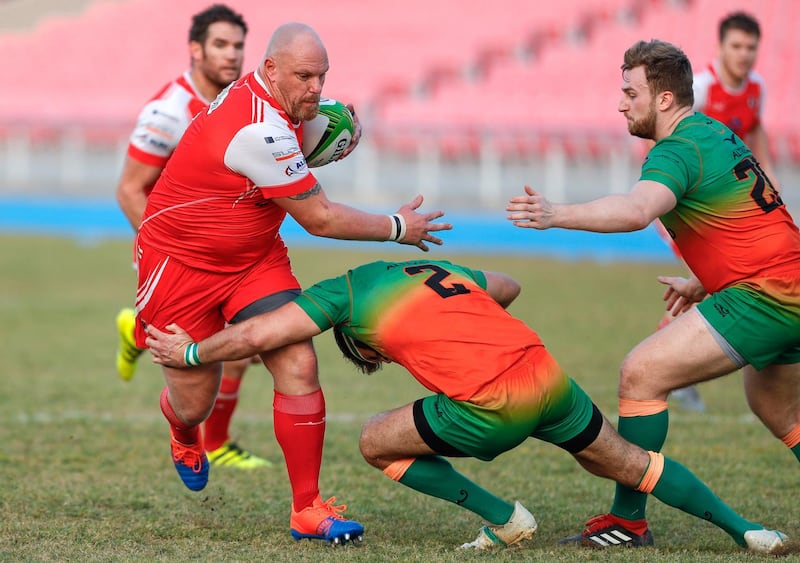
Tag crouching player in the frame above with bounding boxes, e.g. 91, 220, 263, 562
145, 259, 787, 553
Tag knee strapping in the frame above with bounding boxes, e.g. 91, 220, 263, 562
382, 458, 415, 481
619, 398, 668, 417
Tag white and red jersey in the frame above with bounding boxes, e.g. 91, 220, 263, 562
693, 62, 765, 139
138, 71, 317, 273
127, 72, 211, 174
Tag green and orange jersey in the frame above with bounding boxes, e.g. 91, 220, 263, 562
642, 112, 800, 295
294, 260, 544, 401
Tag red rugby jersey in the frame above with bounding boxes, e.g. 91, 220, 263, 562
693, 63, 765, 139
138, 71, 317, 272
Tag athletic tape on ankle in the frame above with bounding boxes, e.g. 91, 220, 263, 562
184, 342, 201, 366
781, 422, 800, 448
636, 451, 665, 494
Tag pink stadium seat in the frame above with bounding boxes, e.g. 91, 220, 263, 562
375, 0, 796, 158
1, 0, 797, 160
0, 0, 633, 124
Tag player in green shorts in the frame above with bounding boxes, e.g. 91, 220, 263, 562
507, 38, 800, 548
144, 259, 786, 553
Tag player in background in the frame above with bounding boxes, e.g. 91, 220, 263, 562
114, 4, 271, 470
133, 22, 450, 544
666, 11, 774, 412
144, 259, 787, 554
694, 11, 776, 187
507, 39, 800, 548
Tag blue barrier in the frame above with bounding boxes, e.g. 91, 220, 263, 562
0, 197, 675, 262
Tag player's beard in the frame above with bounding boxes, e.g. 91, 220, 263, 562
294, 99, 320, 122
204, 66, 240, 91
627, 101, 657, 140
199, 50, 242, 91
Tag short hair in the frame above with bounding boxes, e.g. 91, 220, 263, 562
333, 326, 382, 375
719, 11, 761, 43
621, 39, 694, 108
189, 4, 248, 44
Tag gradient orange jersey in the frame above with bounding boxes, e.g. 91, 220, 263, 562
642, 113, 800, 294
295, 260, 544, 401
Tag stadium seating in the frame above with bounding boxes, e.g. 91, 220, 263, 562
0, 0, 797, 160
373, 0, 798, 158
0, 0, 632, 124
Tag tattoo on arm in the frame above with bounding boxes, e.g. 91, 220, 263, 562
289, 183, 321, 200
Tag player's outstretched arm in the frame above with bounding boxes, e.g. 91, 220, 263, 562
277, 189, 452, 252
506, 182, 677, 233
146, 303, 322, 367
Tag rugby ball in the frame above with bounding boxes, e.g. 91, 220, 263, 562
302, 98, 355, 167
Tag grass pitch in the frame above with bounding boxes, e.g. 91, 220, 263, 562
0, 235, 797, 561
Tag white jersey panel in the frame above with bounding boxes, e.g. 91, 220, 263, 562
223, 117, 311, 192
129, 84, 197, 160
692, 69, 714, 112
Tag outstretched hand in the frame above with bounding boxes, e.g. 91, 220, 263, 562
506, 185, 556, 230
657, 276, 708, 316
396, 194, 452, 251
145, 323, 194, 367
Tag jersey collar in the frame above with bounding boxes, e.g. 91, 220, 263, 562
249, 70, 299, 127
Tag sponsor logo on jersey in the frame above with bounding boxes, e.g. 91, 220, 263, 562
143, 124, 175, 140
263, 135, 295, 144
272, 149, 303, 161
285, 160, 308, 176
207, 82, 233, 114
732, 145, 748, 160
150, 108, 180, 123
714, 303, 730, 317
147, 139, 170, 151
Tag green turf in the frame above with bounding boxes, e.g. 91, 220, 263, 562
0, 235, 797, 561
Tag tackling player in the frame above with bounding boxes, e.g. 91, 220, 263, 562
144, 259, 787, 554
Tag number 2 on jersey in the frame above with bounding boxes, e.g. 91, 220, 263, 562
404, 264, 471, 299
